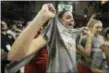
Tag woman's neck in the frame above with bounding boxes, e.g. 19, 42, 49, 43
93, 33, 100, 37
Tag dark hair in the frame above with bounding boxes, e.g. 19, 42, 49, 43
58, 9, 68, 19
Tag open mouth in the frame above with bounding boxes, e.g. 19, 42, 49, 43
69, 23, 72, 26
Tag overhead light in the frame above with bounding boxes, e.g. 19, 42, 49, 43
101, 0, 108, 5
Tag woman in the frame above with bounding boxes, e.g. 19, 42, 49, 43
24, 10, 75, 73
77, 18, 104, 73
1, 20, 17, 73
8, 4, 91, 73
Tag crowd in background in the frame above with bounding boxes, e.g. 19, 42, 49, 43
1, 20, 29, 73
1, 13, 109, 73
1, 2, 109, 73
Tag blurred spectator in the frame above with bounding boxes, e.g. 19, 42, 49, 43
7, 21, 23, 39
1, 20, 21, 73
1, 20, 15, 52
7, 24, 18, 39
1, 20, 15, 73
12, 24, 22, 33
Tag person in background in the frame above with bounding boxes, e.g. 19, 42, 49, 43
1, 20, 15, 53
7, 24, 17, 40
77, 18, 104, 73
1, 20, 16, 73
7, 21, 23, 39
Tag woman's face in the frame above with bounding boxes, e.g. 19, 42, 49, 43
92, 22, 103, 35
60, 11, 74, 28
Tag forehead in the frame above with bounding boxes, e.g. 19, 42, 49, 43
94, 21, 103, 27
63, 11, 73, 17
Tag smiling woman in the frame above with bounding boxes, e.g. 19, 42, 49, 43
58, 10, 75, 28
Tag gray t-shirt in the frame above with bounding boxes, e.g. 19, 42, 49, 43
77, 34, 104, 52
41, 17, 83, 73
91, 35, 104, 52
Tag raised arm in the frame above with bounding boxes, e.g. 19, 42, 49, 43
77, 28, 92, 56
8, 4, 56, 61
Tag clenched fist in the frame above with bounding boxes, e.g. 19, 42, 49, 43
40, 3, 56, 19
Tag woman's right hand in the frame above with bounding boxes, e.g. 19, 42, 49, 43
82, 27, 93, 36
39, 3, 56, 20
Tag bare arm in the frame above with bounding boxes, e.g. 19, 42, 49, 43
8, 4, 56, 61
77, 30, 92, 56
8, 35, 47, 61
